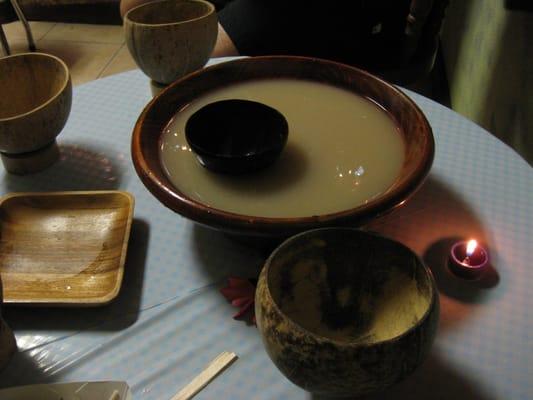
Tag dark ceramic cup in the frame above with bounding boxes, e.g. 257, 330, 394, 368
255, 228, 439, 397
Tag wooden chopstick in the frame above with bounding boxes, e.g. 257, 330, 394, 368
170, 351, 238, 400
108, 390, 120, 400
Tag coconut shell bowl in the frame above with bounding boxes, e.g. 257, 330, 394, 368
255, 228, 439, 397
132, 56, 434, 238
0, 53, 72, 175
124, 0, 218, 87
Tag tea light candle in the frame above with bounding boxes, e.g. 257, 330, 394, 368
449, 239, 489, 279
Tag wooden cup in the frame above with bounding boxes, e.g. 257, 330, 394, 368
0, 53, 72, 175
124, 0, 218, 85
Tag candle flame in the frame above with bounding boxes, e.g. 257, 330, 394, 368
466, 239, 478, 257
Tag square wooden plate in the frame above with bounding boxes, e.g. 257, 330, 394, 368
0, 191, 134, 306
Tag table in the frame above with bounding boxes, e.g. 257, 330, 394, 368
0, 58, 531, 399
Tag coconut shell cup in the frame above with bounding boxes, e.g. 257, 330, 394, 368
0, 52, 72, 175
124, 0, 218, 85
255, 228, 439, 397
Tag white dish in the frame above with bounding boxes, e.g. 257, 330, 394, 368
0, 381, 131, 400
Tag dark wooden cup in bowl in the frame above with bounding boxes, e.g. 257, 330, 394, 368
132, 56, 434, 238
184, 99, 289, 174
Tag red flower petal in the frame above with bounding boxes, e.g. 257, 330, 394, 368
220, 277, 255, 301
232, 297, 252, 307
220, 277, 257, 324
233, 299, 254, 319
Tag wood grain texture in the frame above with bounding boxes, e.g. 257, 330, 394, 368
255, 228, 439, 397
124, 0, 218, 84
0, 191, 134, 306
0, 139, 60, 175
0, 53, 72, 155
171, 352, 237, 400
131, 56, 434, 237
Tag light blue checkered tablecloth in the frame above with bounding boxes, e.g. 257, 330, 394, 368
0, 58, 531, 399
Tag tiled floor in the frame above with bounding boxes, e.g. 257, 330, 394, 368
3, 20, 444, 91
2, 21, 137, 85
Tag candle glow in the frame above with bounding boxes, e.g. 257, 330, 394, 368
449, 238, 489, 279
466, 239, 478, 257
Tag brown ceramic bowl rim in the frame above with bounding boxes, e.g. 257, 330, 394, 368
0, 52, 70, 122
132, 56, 434, 236
262, 227, 438, 347
124, 0, 215, 27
